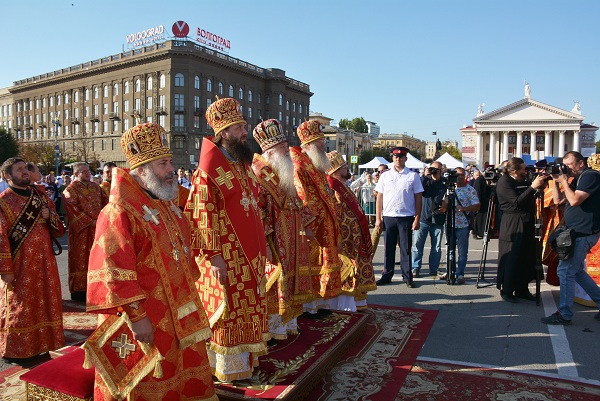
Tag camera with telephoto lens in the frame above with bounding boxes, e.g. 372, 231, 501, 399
483, 166, 502, 182
544, 163, 569, 176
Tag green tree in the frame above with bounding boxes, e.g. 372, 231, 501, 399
441, 145, 462, 161
0, 128, 20, 164
358, 148, 391, 164
596, 139, 600, 154
338, 117, 368, 133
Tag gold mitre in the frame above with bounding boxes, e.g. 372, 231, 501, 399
120, 123, 172, 169
326, 150, 347, 175
205, 97, 246, 135
587, 154, 600, 171
253, 119, 287, 151
297, 120, 325, 145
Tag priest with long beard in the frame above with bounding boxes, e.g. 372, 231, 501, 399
290, 120, 350, 315
252, 119, 315, 340
86, 123, 216, 401
185, 98, 268, 382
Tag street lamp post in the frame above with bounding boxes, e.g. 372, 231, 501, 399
51, 112, 61, 176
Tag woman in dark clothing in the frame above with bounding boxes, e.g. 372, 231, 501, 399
496, 158, 548, 303
471, 171, 489, 239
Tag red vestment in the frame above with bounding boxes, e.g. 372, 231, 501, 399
252, 154, 314, 330
63, 179, 108, 293
0, 188, 65, 358
327, 175, 377, 306
185, 138, 268, 381
100, 180, 111, 197
86, 168, 216, 401
290, 146, 342, 299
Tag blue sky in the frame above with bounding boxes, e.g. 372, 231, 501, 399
1, 0, 598, 144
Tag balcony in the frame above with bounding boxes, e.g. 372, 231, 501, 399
70, 118, 80, 125
90, 114, 100, 122
154, 107, 168, 115
24, 123, 33, 130
193, 108, 202, 116
172, 126, 188, 133
39, 123, 47, 128
129, 110, 140, 117
173, 107, 185, 114
108, 112, 119, 120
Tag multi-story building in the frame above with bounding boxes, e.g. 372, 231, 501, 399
365, 121, 380, 137
3, 39, 312, 169
425, 139, 458, 160
375, 133, 427, 158
310, 112, 374, 168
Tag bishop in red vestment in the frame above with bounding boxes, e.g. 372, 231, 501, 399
291, 120, 345, 313
185, 98, 268, 382
63, 162, 108, 301
326, 151, 377, 308
0, 158, 65, 361
252, 119, 315, 338
86, 123, 216, 401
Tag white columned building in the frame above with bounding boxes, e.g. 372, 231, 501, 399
461, 86, 597, 167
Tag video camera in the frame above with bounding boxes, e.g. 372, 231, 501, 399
427, 166, 440, 175
444, 169, 460, 185
483, 166, 502, 182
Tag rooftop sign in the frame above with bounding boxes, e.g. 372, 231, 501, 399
125, 25, 166, 48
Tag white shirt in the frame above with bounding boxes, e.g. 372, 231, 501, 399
0, 179, 9, 193
375, 167, 424, 217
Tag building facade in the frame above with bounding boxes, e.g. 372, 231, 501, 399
375, 133, 427, 157
2, 40, 312, 169
462, 87, 597, 167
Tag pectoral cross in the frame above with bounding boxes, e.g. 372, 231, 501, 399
25, 211, 35, 220
111, 333, 136, 359
240, 192, 250, 214
299, 230, 307, 241
263, 170, 276, 182
142, 205, 160, 225
172, 248, 181, 261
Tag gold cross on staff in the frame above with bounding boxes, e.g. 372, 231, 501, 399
142, 205, 160, 225
111, 333, 136, 359
299, 230, 306, 237
25, 211, 35, 220
215, 167, 234, 189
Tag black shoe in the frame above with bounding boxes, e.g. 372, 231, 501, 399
267, 338, 278, 347
301, 311, 322, 320
376, 279, 391, 286
500, 294, 519, 303
405, 281, 417, 288
541, 311, 572, 325
515, 290, 536, 301
316, 309, 332, 317
70, 291, 87, 302
412, 270, 420, 278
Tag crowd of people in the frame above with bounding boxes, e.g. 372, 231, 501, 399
1, 97, 599, 399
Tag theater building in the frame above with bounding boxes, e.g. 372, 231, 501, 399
462, 84, 597, 167
2, 35, 312, 169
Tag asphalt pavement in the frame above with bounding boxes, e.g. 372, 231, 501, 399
2, 230, 600, 387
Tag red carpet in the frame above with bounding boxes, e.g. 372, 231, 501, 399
0, 300, 96, 399
398, 359, 600, 400
216, 305, 438, 401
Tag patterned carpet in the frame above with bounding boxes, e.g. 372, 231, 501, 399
397, 359, 600, 400
0, 300, 96, 400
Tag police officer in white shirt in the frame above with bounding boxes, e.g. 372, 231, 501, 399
374, 147, 424, 287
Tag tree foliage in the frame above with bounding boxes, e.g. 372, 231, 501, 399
18, 143, 64, 174
358, 148, 391, 164
596, 139, 600, 154
338, 117, 368, 133
441, 145, 462, 161
0, 128, 20, 165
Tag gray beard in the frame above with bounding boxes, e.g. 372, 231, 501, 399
304, 145, 331, 174
139, 168, 178, 201
265, 152, 297, 198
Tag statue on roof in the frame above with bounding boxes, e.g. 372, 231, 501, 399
477, 103, 485, 117
524, 81, 531, 98
571, 101, 581, 114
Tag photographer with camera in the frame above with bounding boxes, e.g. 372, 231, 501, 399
541, 151, 600, 325
411, 162, 447, 278
496, 157, 549, 303
444, 167, 480, 284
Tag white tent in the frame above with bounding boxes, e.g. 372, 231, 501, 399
359, 156, 390, 169
435, 152, 464, 169
386, 153, 426, 170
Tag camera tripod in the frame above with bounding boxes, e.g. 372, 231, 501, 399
445, 184, 457, 285
533, 189, 545, 306
476, 183, 496, 288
